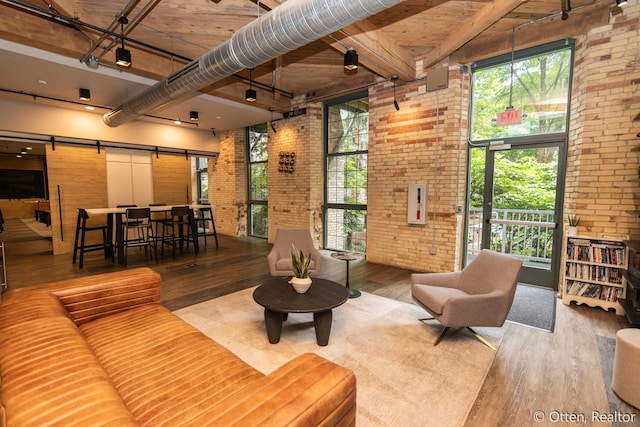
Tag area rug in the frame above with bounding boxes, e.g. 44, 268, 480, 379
507, 283, 556, 332
596, 335, 640, 425
174, 287, 503, 427
20, 218, 52, 239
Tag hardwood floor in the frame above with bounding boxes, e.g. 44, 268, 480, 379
2, 218, 636, 426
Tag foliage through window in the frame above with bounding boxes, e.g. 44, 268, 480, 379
196, 157, 208, 204
471, 44, 572, 141
325, 94, 368, 252
248, 123, 268, 238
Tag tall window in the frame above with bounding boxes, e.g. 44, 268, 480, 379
471, 42, 573, 141
247, 123, 268, 238
324, 93, 368, 252
195, 157, 208, 204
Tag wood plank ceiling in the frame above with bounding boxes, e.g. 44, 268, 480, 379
0, 0, 616, 117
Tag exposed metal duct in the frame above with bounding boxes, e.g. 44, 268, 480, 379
104, 0, 407, 127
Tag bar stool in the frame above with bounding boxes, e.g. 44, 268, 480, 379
195, 205, 219, 248
161, 206, 196, 259
123, 207, 157, 266
72, 208, 115, 268
148, 203, 168, 240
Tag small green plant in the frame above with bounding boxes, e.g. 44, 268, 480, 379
290, 244, 312, 278
568, 215, 580, 226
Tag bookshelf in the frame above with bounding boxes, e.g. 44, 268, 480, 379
561, 235, 628, 315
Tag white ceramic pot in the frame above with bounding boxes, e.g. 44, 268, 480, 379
290, 277, 312, 293
568, 226, 578, 235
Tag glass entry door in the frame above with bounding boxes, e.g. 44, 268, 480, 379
466, 142, 564, 288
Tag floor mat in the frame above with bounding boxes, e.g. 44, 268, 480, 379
507, 283, 556, 332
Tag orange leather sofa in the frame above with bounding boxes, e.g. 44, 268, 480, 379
0, 268, 356, 426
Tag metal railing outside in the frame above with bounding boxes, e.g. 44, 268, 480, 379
468, 208, 556, 268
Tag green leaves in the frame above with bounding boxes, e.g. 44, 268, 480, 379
291, 244, 312, 278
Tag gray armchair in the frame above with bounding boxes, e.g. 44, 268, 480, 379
411, 249, 522, 349
267, 229, 324, 277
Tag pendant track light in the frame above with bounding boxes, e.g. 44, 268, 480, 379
116, 16, 131, 68
616, 0, 627, 6
190, 111, 199, 121
246, 68, 257, 102
344, 48, 358, 70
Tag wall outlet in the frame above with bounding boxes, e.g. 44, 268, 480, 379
429, 247, 437, 255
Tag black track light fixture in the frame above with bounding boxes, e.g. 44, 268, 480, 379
190, 111, 199, 121
246, 68, 257, 102
561, 0, 571, 20
116, 16, 131, 68
79, 88, 91, 101
344, 48, 358, 70
392, 75, 400, 111
616, 0, 627, 6
269, 108, 277, 133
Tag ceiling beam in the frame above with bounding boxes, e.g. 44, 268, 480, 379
252, 0, 416, 81
451, 2, 612, 65
422, 0, 523, 70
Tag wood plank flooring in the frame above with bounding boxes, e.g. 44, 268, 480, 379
1, 218, 636, 426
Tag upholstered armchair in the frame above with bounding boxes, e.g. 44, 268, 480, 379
267, 229, 324, 277
411, 249, 523, 349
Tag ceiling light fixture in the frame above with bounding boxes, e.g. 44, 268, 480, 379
270, 108, 277, 133
87, 56, 99, 69
246, 69, 256, 102
190, 111, 199, 121
616, 0, 627, 6
392, 75, 400, 111
115, 16, 132, 68
344, 48, 358, 70
174, 119, 182, 125
79, 88, 91, 101
561, 0, 571, 20
20, 148, 27, 155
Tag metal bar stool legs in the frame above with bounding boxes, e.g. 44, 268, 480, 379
72, 209, 115, 268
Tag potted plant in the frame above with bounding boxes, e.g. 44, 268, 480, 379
290, 244, 313, 293
568, 215, 580, 235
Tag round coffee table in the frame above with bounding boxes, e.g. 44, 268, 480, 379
253, 277, 348, 346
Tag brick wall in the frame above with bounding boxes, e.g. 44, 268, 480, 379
367, 66, 469, 272
267, 105, 324, 245
566, 1, 640, 242
209, 129, 248, 236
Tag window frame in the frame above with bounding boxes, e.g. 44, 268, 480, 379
323, 91, 369, 253
246, 123, 269, 238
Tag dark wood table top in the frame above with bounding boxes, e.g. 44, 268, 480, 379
253, 277, 348, 314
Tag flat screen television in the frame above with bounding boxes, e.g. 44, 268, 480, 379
0, 169, 46, 199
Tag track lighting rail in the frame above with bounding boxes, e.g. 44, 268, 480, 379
0, 133, 218, 158
1, 0, 293, 98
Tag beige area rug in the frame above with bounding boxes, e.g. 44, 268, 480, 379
20, 218, 52, 238
174, 287, 503, 427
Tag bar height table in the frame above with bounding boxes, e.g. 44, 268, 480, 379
85, 204, 207, 264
